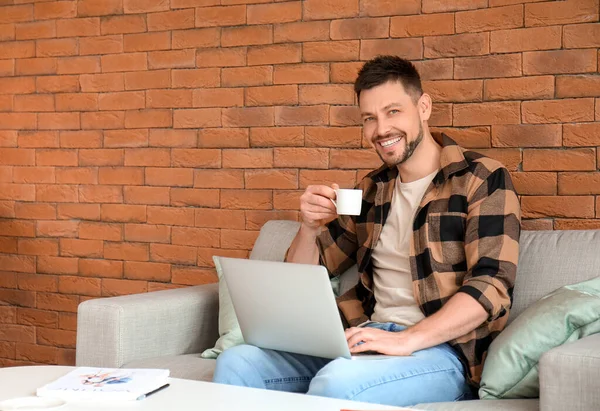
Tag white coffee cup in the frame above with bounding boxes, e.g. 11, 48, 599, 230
331, 189, 362, 216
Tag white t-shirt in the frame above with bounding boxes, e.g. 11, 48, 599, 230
370, 169, 438, 326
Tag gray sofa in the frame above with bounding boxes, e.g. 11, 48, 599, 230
76, 220, 600, 411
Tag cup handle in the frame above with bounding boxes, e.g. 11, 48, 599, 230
330, 198, 337, 208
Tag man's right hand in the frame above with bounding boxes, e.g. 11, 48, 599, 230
299, 184, 339, 231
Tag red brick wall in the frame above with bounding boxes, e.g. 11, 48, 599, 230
0, 0, 599, 365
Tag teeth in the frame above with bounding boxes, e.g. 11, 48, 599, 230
380, 137, 401, 147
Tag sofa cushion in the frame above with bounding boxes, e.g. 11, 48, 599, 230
509, 230, 600, 324
124, 353, 216, 382
479, 277, 600, 400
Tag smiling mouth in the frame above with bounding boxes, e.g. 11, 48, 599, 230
378, 136, 403, 148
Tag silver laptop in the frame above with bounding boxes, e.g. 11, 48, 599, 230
218, 256, 386, 360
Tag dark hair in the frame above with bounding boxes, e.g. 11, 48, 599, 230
354, 55, 423, 103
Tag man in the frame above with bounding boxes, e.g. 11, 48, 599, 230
213, 55, 521, 407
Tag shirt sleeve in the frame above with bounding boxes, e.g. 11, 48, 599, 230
458, 166, 521, 321
316, 213, 359, 278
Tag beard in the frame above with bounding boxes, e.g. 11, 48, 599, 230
375, 121, 424, 167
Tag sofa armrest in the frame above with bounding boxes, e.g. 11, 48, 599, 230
539, 333, 600, 411
76, 283, 218, 368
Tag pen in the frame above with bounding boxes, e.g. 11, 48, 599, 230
136, 383, 170, 400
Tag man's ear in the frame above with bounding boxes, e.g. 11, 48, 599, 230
418, 93, 432, 121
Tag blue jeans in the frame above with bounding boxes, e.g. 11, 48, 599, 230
213, 322, 474, 407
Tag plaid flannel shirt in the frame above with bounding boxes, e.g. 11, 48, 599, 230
316, 132, 521, 386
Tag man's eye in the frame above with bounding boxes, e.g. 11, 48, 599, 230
389, 109, 399, 115
363, 117, 375, 123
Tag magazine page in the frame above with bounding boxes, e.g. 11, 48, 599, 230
37, 367, 170, 402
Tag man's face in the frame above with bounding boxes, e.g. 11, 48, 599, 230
359, 80, 425, 167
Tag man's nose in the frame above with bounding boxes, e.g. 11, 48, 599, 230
376, 118, 391, 139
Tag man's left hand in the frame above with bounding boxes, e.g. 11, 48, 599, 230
345, 327, 420, 356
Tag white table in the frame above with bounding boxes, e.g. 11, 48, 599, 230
0, 366, 412, 411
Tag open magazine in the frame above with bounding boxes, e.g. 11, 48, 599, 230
36, 367, 170, 402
